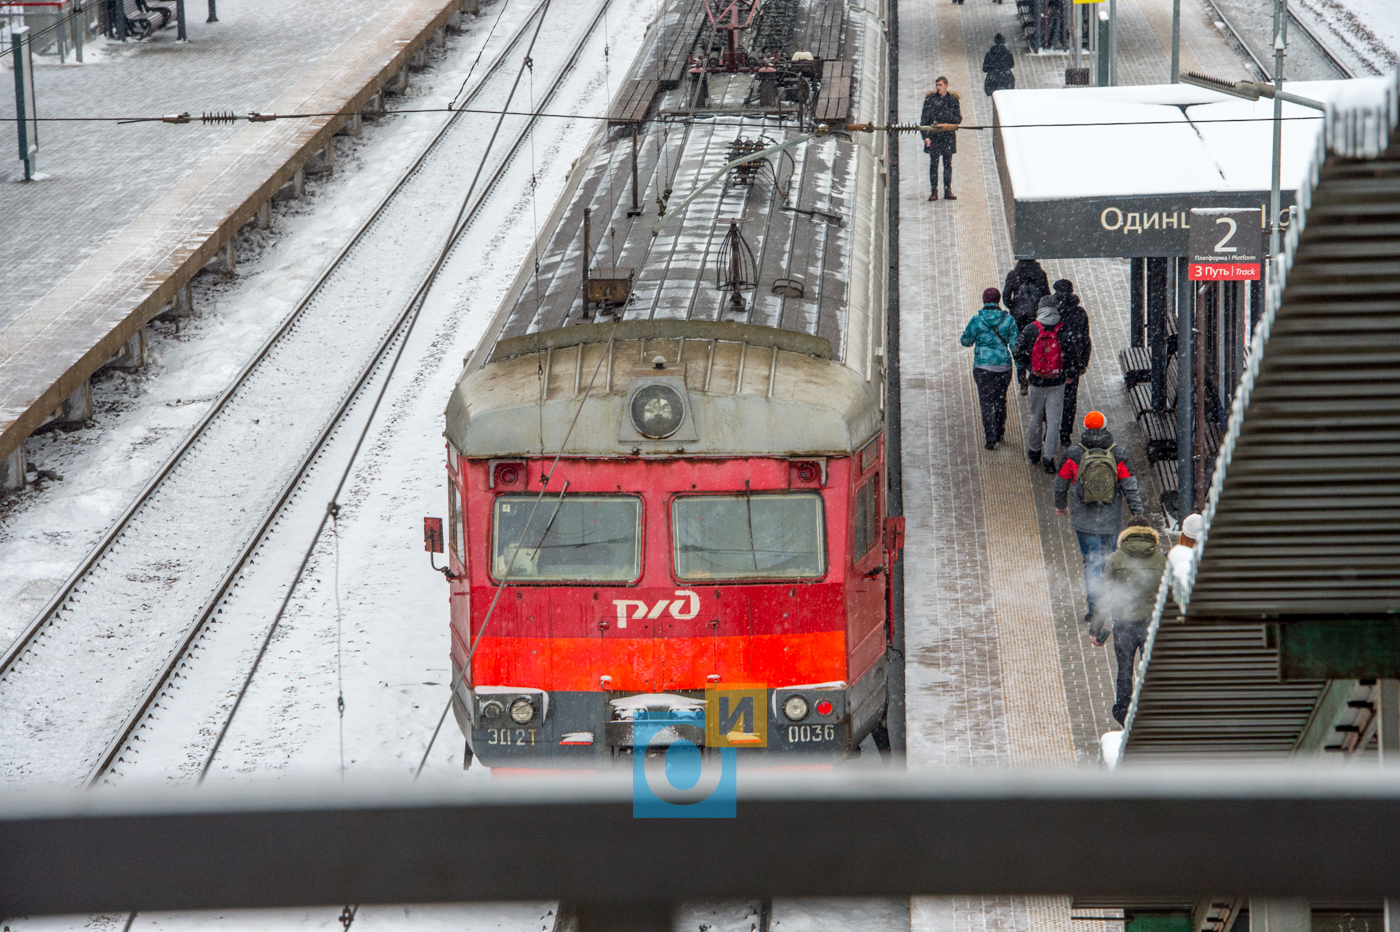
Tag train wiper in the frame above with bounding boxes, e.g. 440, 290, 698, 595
744, 479, 759, 572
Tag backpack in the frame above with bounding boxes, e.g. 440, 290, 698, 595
1011, 287, 1041, 326
1030, 322, 1064, 379
1078, 445, 1119, 504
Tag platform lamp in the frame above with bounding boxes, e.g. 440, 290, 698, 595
1177, 70, 1325, 289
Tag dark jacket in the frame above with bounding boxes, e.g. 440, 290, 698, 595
920, 90, 962, 153
960, 302, 1020, 369
1058, 296, 1092, 375
1094, 525, 1168, 626
1013, 300, 1068, 387
1054, 427, 1145, 534
1003, 259, 1049, 329
983, 43, 1015, 96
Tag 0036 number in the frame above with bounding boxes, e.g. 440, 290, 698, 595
788, 724, 836, 743
486, 728, 536, 745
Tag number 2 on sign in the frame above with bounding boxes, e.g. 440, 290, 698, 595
1213, 216, 1238, 252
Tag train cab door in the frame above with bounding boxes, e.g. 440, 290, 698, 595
849, 464, 886, 678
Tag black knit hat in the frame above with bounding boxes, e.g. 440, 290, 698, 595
1053, 278, 1073, 293
994, 32, 1005, 43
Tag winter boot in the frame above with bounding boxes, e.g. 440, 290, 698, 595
943, 188, 957, 200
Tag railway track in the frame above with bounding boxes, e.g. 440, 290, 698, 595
1200, 0, 1354, 80
0, 0, 619, 786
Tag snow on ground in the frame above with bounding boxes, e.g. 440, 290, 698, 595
1295, 0, 1400, 75
0, 0, 546, 646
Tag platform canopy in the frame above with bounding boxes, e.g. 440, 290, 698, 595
991, 79, 1391, 258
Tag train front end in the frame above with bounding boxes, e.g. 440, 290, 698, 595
441, 325, 895, 769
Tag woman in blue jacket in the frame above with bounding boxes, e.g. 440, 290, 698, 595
961, 287, 1021, 450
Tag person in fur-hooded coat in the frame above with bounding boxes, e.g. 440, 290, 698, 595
1091, 517, 1168, 724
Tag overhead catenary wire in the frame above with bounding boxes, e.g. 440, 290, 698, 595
333, 510, 346, 781
448, 0, 519, 110
6, 110, 1331, 130
413, 322, 620, 779
197, 0, 563, 783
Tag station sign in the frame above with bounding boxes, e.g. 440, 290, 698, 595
1188, 207, 1265, 280
1007, 193, 1291, 259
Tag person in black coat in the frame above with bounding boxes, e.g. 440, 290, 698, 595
1002, 258, 1049, 393
920, 77, 962, 200
983, 34, 1015, 96
1053, 280, 1093, 446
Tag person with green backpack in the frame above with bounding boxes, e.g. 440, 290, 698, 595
1053, 410, 1144, 621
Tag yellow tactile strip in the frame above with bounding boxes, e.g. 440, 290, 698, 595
932, 0, 1077, 771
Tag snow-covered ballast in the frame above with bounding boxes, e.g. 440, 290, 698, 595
990, 81, 1383, 258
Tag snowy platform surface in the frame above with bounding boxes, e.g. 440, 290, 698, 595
0, 0, 463, 471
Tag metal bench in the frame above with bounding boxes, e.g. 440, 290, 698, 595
1118, 346, 1151, 388
1128, 354, 1177, 419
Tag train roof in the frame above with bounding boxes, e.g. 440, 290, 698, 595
450, 0, 888, 458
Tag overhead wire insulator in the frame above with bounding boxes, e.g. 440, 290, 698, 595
201, 111, 238, 125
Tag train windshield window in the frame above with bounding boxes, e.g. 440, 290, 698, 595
492, 495, 641, 582
672, 493, 825, 580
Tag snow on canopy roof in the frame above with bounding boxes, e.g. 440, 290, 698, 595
994, 78, 1392, 201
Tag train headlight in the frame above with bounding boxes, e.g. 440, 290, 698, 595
480, 700, 504, 722
630, 384, 684, 439
509, 697, 536, 724
783, 695, 810, 722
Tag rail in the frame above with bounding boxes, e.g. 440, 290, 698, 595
1196, 0, 1354, 81
0, 0, 616, 790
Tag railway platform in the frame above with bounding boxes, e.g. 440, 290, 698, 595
0, 0, 473, 487
894, 0, 1254, 929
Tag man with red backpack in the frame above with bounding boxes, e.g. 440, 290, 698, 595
1012, 295, 1068, 473
1054, 411, 1145, 622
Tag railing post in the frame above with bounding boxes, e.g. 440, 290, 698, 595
176, 0, 185, 39
11, 26, 38, 180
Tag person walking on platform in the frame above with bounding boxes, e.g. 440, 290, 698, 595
1054, 410, 1145, 621
983, 34, 1015, 96
1013, 296, 1068, 473
1089, 516, 1167, 724
921, 77, 962, 200
1053, 281, 1092, 447
961, 286, 1021, 450
1002, 258, 1049, 394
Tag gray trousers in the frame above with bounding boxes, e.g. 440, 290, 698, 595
1027, 382, 1066, 460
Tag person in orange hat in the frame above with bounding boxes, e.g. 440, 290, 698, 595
1054, 410, 1145, 621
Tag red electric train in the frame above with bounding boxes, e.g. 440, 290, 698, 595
437, 0, 895, 768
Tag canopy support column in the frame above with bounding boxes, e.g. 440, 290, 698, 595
1130, 257, 1145, 348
